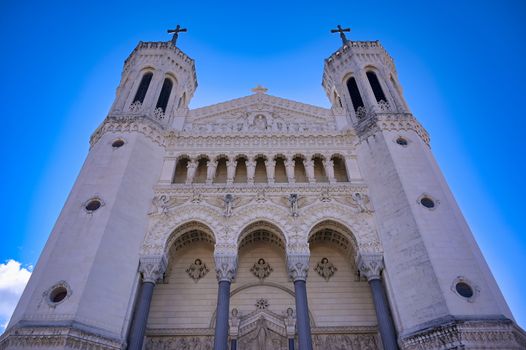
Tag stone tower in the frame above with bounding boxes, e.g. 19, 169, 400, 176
1, 33, 524, 350
322, 39, 524, 348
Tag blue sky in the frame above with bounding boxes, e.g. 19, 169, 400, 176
0, 0, 525, 330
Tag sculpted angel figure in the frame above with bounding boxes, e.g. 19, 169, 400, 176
185, 258, 209, 282
149, 195, 180, 215
251, 258, 273, 281
315, 257, 337, 281
224, 194, 234, 217
288, 193, 299, 217
351, 192, 374, 213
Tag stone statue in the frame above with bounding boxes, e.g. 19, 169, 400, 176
288, 193, 299, 217
186, 259, 209, 282
251, 258, 273, 281
351, 192, 374, 213
314, 257, 337, 281
223, 194, 234, 217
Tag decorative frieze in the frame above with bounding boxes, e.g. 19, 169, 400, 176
400, 318, 526, 350
0, 326, 123, 350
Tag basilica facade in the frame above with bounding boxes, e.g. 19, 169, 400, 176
1, 32, 525, 350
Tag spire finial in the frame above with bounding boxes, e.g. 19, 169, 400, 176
330, 25, 351, 45
167, 25, 187, 46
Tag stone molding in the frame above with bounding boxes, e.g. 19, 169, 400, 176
356, 253, 384, 281
399, 318, 526, 350
214, 254, 238, 282
139, 255, 167, 283
0, 325, 123, 350
287, 254, 310, 281
356, 112, 430, 146
90, 115, 166, 149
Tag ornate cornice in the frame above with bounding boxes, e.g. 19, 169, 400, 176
0, 326, 123, 350
355, 112, 430, 146
90, 115, 166, 149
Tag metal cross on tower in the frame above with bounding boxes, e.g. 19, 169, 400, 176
331, 25, 351, 45
167, 25, 187, 46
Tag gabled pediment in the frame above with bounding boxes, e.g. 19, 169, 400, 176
184, 93, 336, 133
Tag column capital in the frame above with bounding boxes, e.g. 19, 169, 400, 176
214, 254, 238, 282
356, 253, 384, 281
139, 255, 167, 284
287, 254, 310, 282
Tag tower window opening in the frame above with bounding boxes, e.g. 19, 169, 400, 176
156, 78, 173, 112
366, 71, 387, 102
346, 77, 365, 112
133, 72, 153, 104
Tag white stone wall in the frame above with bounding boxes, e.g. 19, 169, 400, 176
7, 131, 164, 340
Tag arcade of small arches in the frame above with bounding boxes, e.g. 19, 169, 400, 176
172, 152, 352, 185
132, 218, 394, 350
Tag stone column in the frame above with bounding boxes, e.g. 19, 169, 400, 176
303, 159, 316, 183
226, 159, 237, 185
213, 254, 238, 350
323, 159, 336, 183
206, 160, 218, 184
287, 254, 313, 350
128, 256, 167, 350
186, 159, 198, 184
357, 253, 398, 350
246, 158, 256, 184
265, 159, 276, 184
285, 158, 295, 183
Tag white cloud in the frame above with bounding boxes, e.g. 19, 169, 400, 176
0, 260, 32, 332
